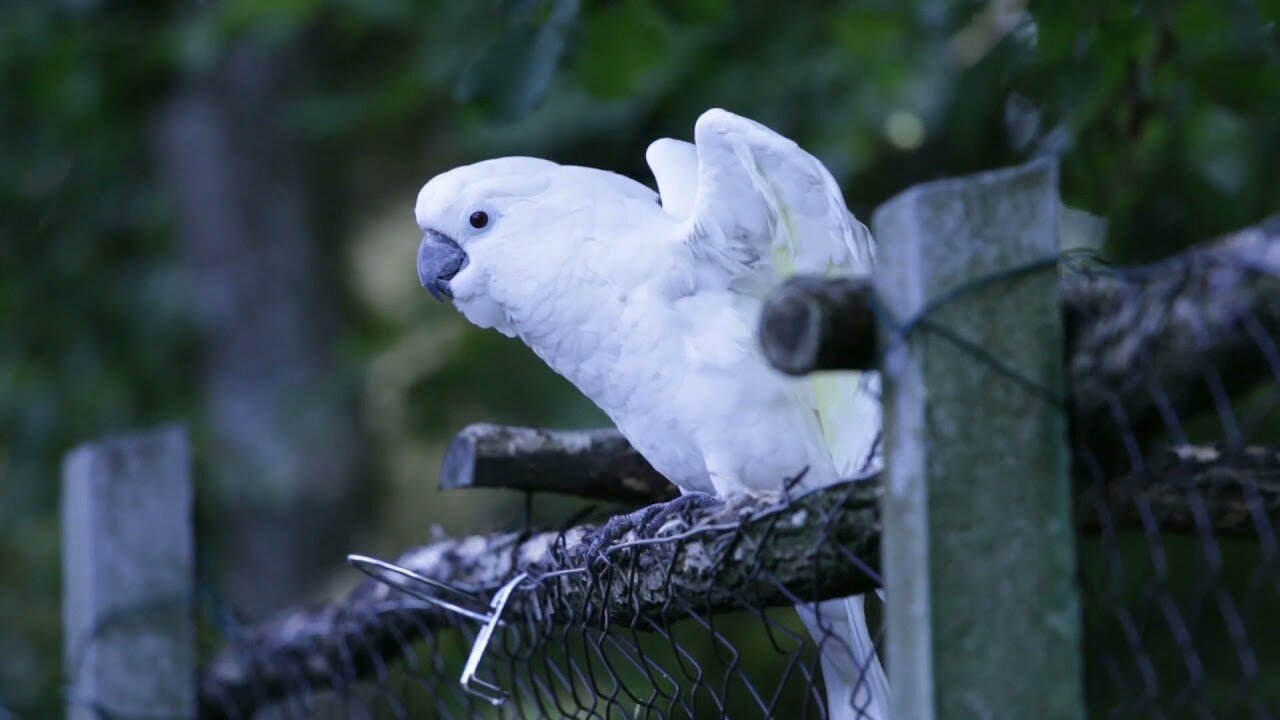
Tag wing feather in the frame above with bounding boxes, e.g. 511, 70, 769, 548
659, 109, 886, 718
646, 138, 699, 218
682, 109, 875, 285
661, 108, 882, 477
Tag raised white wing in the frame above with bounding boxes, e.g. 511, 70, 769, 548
646, 109, 882, 477
649, 110, 887, 719
662, 109, 875, 287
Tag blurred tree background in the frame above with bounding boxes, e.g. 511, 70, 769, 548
2, 0, 1278, 716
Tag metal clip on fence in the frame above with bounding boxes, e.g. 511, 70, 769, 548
347, 554, 497, 623
346, 554, 530, 705
458, 572, 529, 704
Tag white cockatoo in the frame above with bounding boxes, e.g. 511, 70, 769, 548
415, 109, 888, 719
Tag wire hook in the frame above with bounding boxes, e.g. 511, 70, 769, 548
460, 572, 528, 705
348, 554, 540, 704
346, 554, 498, 625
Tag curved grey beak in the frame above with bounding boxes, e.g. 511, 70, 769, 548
417, 230, 468, 301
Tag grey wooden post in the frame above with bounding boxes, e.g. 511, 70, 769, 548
62, 425, 196, 720
873, 160, 1082, 718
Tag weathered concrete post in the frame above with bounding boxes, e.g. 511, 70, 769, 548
873, 160, 1082, 718
62, 425, 196, 719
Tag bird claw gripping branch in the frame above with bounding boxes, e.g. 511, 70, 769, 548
581, 491, 723, 568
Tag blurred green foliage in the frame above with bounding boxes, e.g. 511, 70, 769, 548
3, 0, 1279, 716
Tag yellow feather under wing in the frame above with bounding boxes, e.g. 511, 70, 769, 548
812, 370, 882, 477
688, 109, 882, 480
772, 238, 881, 478
770, 207, 880, 479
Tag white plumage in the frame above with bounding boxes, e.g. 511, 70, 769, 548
415, 108, 888, 719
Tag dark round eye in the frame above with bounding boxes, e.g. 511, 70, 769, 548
469, 211, 489, 229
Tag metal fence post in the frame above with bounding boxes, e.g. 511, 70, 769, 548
873, 160, 1082, 718
62, 424, 196, 719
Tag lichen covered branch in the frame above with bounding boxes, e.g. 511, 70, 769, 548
202, 445, 1280, 716
757, 219, 1280, 429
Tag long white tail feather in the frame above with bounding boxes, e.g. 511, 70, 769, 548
797, 597, 890, 720
846, 595, 891, 720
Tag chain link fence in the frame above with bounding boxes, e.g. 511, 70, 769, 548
1069, 221, 1280, 718
202, 480, 883, 719
62, 170, 1280, 718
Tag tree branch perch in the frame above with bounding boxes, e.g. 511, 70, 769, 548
453, 220, 1280, 502
203, 446, 1280, 716
440, 423, 677, 504
758, 220, 1280, 429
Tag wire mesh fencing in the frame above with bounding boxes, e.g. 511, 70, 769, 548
56, 157, 1280, 720
199, 478, 885, 719
1068, 222, 1280, 718
183, 216, 1280, 719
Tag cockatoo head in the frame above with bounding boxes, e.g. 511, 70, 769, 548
415, 156, 663, 334
413, 157, 564, 332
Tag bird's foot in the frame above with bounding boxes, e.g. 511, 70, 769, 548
583, 509, 646, 568
583, 492, 722, 569
638, 491, 721, 537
